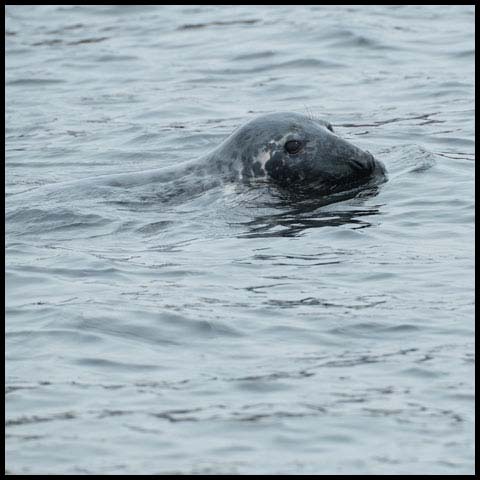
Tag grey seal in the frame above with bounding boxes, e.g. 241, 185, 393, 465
14, 112, 386, 203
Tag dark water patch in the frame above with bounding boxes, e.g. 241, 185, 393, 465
199, 58, 345, 76
75, 357, 160, 371
329, 322, 420, 338
47, 23, 85, 34
233, 370, 314, 383
178, 19, 259, 30
6, 78, 65, 86
68, 36, 109, 45
80, 93, 141, 105
328, 31, 403, 51
6, 411, 76, 427
339, 112, 442, 128
453, 49, 474, 58
150, 408, 203, 422
312, 348, 419, 369
232, 50, 276, 61
136, 220, 175, 235
6, 433, 46, 441
95, 54, 139, 62
267, 297, 342, 308
434, 151, 475, 162
235, 379, 291, 393
267, 296, 387, 310
32, 38, 63, 46
233, 410, 317, 422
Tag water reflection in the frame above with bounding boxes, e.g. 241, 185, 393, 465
236, 185, 383, 238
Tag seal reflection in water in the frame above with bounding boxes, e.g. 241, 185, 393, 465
206, 112, 387, 196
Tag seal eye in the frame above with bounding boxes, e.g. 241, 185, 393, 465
327, 123, 334, 132
285, 139, 302, 155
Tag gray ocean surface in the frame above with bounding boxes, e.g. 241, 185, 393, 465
5, 5, 475, 475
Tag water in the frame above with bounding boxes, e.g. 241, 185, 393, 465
5, 5, 475, 475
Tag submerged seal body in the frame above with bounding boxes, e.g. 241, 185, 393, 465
202, 112, 386, 195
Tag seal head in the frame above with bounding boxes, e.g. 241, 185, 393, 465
212, 112, 386, 195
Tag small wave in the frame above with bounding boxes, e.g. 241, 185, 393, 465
47, 23, 85, 34
380, 144, 436, 178
68, 37, 109, 45
136, 220, 175, 235
6, 207, 112, 236
6, 78, 65, 86
199, 58, 345, 76
6, 411, 76, 427
232, 50, 277, 61
95, 54, 139, 62
327, 29, 403, 51
76, 357, 160, 371
339, 112, 442, 129
177, 19, 259, 30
